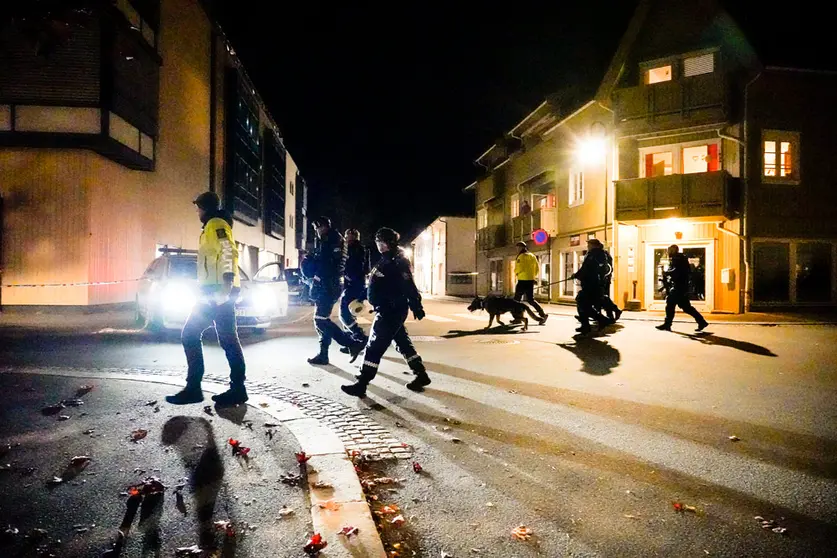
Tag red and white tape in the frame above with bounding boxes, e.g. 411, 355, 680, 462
1, 278, 141, 288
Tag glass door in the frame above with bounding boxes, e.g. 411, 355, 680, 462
647, 243, 713, 310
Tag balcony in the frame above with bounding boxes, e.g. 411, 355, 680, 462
615, 171, 740, 221
612, 72, 728, 135
509, 208, 557, 243
477, 225, 505, 251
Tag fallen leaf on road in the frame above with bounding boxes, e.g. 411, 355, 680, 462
412, 462, 423, 474
143, 400, 157, 407
511, 525, 532, 541
377, 505, 399, 516
672, 501, 702, 515
41, 404, 65, 415
311, 481, 333, 490
0, 464, 10, 471
485, 502, 495, 508
71, 456, 91, 467
228, 438, 250, 457
127, 477, 166, 496
203, 406, 214, 416
61, 399, 84, 407
175, 544, 203, 556
176, 491, 187, 515
130, 429, 148, 442
508, 390, 518, 394
214, 520, 235, 537
450, 437, 462, 444
48, 476, 63, 485
338, 525, 358, 537
57, 415, 71, 421
395, 422, 405, 428
259, 402, 270, 408
302, 383, 310, 388
755, 516, 787, 534
76, 385, 94, 396
624, 514, 640, 519
728, 435, 740, 442
444, 418, 462, 425
278, 506, 294, 518
303, 533, 328, 555
296, 451, 311, 464
264, 422, 280, 428
441, 552, 454, 558
318, 500, 340, 511
280, 472, 302, 486
390, 514, 405, 526
243, 420, 254, 430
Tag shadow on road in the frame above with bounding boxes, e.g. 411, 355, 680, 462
557, 337, 621, 376
161, 416, 229, 552
442, 324, 535, 339
673, 331, 777, 356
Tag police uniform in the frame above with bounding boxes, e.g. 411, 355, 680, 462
341, 244, 430, 397
309, 227, 360, 361
339, 239, 370, 342
597, 250, 622, 320
658, 251, 708, 330
573, 246, 611, 333
168, 192, 247, 406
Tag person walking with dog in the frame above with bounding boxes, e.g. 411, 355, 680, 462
307, 217, 365, 365
513, 241, 548, 325
656, 244, 709, 332
339, 228, 370, 350
341, 227, 431, 398
572, 238, 613, 335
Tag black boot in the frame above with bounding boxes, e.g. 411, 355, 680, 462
341, 381, 368, 398
348, 341, 365, 364
165, 386, 204, 405
406, 370, 431, 392
538, 314, 549, 325
339, 346, 350, 354
656, 323, 672, 331
308, 353, 329, 365
212, 386, 248, 406
696, 320, 709, 332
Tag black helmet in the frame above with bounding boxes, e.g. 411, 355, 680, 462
193, 191, 220, 211
374, 227, 400, 246
312, 216, 331, 228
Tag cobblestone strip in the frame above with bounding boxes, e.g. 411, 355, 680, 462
4, 365, 412, 460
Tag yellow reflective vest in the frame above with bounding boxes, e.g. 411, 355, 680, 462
198, 216, 240, 290
515, 251, 539, 281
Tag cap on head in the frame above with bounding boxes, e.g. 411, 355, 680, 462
516, 241, 527, 248
312, 216, 331, 228
193, 191, 220, 212
375, 227, 400, 245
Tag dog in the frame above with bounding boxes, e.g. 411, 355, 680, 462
467, 295, 544, 332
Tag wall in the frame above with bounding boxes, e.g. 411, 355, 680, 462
284, 154, 298, 269
444, 217, 476, 296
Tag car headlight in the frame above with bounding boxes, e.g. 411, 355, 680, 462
251, 285, 276, 312
161, 282, 196, 314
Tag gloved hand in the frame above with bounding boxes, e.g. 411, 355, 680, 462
413, 307, 425, 321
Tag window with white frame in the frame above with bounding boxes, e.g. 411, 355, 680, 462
511, 193, 520, 218
684, 53, 714, 77
763, 130, 800, 183
647, 65, 672, 84
477, 208, 488, 229
569, 171, 584, 206
640, 140, 721, 177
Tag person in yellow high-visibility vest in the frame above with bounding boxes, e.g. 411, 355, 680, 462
514, 241, 548, 325
166, 191, 247, 407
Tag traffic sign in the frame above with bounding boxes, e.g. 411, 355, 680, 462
532, 229, 549, 246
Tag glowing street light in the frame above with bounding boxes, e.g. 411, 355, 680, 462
577, 136, 607, 165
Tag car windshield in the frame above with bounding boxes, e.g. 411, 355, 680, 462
169, 258, 198, 279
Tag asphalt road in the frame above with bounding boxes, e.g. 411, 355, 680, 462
0, 374, 311, 558
2, 299, 836, 557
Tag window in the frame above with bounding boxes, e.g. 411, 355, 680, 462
753, 243, 790, 302
684, 53, 714, 77
536, 253, 550, 296
569, 171, 584, 206
682, 144, 719, 174
489, 259, 503, 293
647, 65, 672, 84
763, 130, 800, 183
643, 152, 673, 177
477, 208, 488, 229
511, 193, 520, 218
290, 181, 295, 196
533, 193, 555, 209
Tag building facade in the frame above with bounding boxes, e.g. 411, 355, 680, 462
0, 0, 308, 307
469, 0, 837, 313
412, 216, 476, 297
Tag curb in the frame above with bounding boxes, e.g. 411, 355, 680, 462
2, 367, 387, 558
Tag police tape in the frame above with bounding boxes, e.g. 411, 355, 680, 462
1, 278, 142, 288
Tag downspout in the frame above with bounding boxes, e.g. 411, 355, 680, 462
209, 30, 217, 193
742, 71, 763, 313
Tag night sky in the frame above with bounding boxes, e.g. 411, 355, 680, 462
216, 1, 831, 244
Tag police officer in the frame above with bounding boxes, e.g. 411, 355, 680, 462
572, 238, 613, 335
656, 244, 709, 332
598, 248, 622, 321
339, 228, 370, 349
341, 228, 431, 398
513, 241, 548, 324
307, 216, 364, 365
166, 191, 247, 406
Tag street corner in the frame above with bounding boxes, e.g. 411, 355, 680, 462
0, 373, 314, 557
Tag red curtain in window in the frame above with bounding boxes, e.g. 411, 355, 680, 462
707, 144, 719, 172
645, 154, 654, 177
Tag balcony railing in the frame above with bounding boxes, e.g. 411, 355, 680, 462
615, 170, 740, 221
477, 225, 505, 251
508, 208, 557, 243
613, 72, 728, 134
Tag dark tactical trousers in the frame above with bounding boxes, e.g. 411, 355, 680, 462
339, 284, 368, 342
182, 299, 246, 388
576, 287, 607, 328
314, 291, 354, 352
664, 291, 706, 326
513, 280, 546, 317
357, 306, 424, 384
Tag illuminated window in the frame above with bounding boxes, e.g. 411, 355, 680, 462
643, 152, 673, 177
569, 171, 584, 206
647, 65, 672, 84
763, 130, 800, 182
682, 144, 719, 174
510, 193, 520, 218
477, 208, 488, 229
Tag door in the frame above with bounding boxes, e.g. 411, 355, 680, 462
254, 261, 290, 317
646, 243, 713, 311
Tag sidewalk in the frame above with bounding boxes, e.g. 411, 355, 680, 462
423, 294, 837, 325
0, 371, 385, 557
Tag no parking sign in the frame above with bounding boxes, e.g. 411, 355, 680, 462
532, 228, 549, 246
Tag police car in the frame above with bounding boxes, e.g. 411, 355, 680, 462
135, 249, 289, 331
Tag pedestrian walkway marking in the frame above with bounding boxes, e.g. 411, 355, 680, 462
421, 314, 456, 323
452, 313, 490, 322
